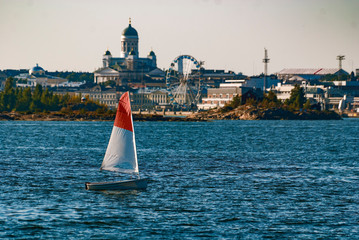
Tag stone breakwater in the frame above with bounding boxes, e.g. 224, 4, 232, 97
187, 105, 342, 120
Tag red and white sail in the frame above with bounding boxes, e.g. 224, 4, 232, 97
101, 92, 138, 174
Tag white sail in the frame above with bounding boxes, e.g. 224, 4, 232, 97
100, 92, 139, 174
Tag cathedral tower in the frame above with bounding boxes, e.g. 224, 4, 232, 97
121, 18, 139, 58
103, 49, 112, 68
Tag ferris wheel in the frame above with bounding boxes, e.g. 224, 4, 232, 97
166, 55, 203, 108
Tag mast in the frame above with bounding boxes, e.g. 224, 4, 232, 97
263, 48, 270, 93
336, 55, 345, 81
129, 92, 139, 177
337, 55, 345, 70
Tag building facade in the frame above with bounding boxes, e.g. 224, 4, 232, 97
76, 85, 120, 109
94, 19, 164, 86
277, 68, 349, 81
198, 87, 261, 110
130, 89, 169, 111
15, 64, 70, 88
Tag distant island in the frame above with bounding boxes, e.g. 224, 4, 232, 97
187, 105, 341, 121
188, 85, 342, 120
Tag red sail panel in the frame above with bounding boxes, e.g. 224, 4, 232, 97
114, 92, 133, 132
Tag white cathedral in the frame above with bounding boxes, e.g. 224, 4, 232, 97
94, 19, 165, 86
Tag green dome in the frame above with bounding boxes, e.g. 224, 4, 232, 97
148, 50, 156, 56
122, 24, 138, 37
104, 50, 111, 55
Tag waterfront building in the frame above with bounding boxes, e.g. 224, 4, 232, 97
76, 85, 121, 109
75, 85, 170, 110
326, 81, 359, 98
94, 67, 121, 84
270, 82, 326, 101
130, 89, 152, 111
198, 87, 262, 110
190, 69, 246, 88
211, 76, 279, 92
277, 68, 349, 81
145, 68, 167, 88
197, 76, 278, 110
94, 19, 165, 86
57, 81, 86, 88
271, 80, 359, 111
325, 96, 359, 112
130, 88, 169, 111
270, 84, 295, 101
243, 76, 279, 91
15, 64, 70, 88
148, 89, 169, 106
219, 76, 280, 91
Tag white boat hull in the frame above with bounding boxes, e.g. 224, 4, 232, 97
85, 179, 147, 191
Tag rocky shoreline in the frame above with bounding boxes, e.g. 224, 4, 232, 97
187, 105, 342, 120
0, 112, 202, 122
0, 106, 342, 122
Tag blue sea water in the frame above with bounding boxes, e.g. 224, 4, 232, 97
0, 119, 359, 239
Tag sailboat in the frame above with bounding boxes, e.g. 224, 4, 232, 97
85, 92, 147, 191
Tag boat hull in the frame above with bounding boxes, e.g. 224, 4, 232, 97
85, 179, 147, 191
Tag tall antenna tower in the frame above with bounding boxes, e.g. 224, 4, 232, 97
337, 55, 345, 69
263, 48, 270, 92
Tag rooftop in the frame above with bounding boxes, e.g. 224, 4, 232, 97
278, 68, 343, 75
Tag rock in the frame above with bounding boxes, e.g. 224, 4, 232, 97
190, 105, 342, 120
0, 114, 14, 120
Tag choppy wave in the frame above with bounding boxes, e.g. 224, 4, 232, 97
1, 119, 359, 238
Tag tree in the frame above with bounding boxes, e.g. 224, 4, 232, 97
286, 84, 306, 109
41, 88, 51, 110
15, 87, 32, 112
0, 77, 16, 111
61, 93, 71, 105
79, 73, 94, 83
31, 84, 43, 112
66, 72, 77, 82
230, 95, 242, 108
303, 99, 311, 110
0, 80, 108, 114
262, 91, 281, 108
33, 84, 43, 100
265, 91, 279, 103
221, 95, 242, 113
49, 94, 60, 111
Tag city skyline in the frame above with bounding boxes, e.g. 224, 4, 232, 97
0, 0, 358, 75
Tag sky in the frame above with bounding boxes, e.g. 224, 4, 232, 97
0, 0, 358, 76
